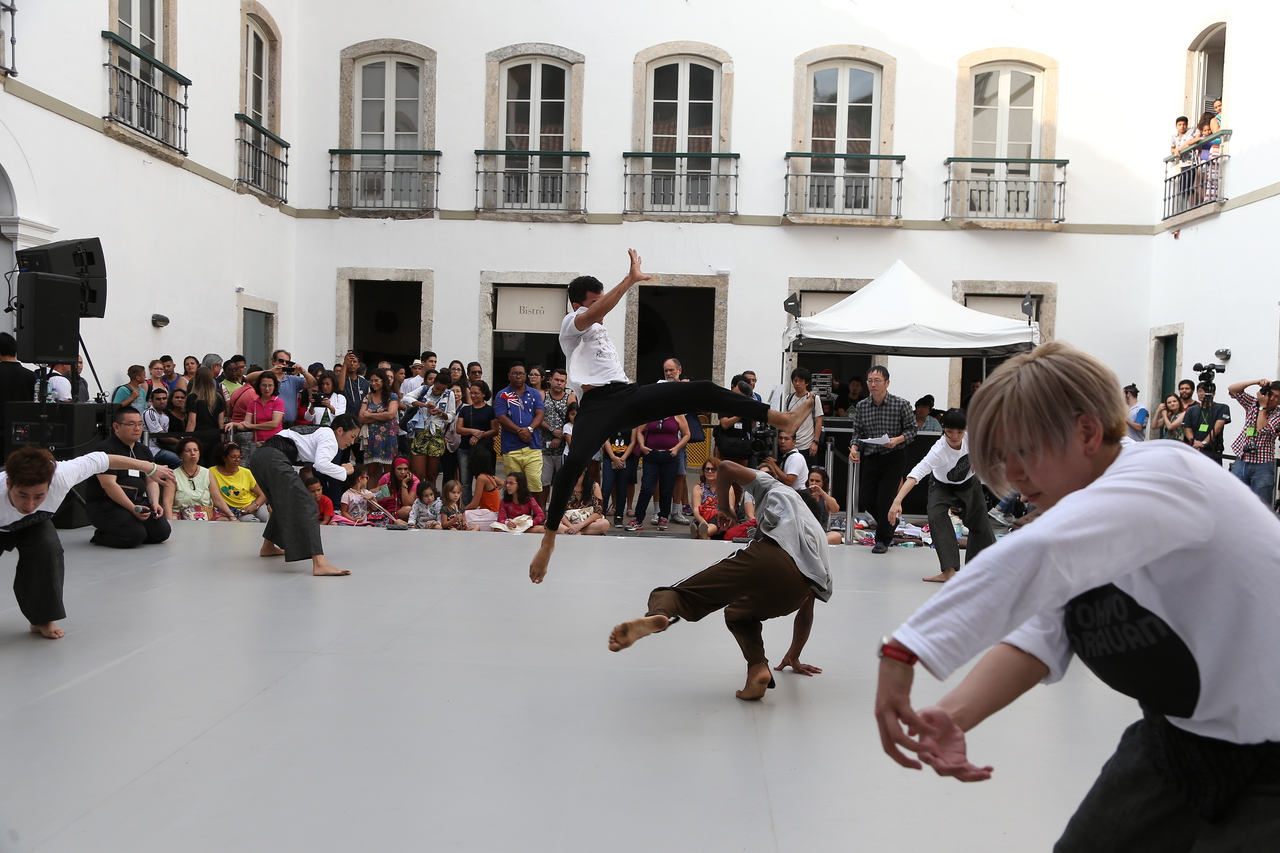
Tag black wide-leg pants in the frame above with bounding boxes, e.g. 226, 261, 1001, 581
547, 381, 770, 528
3, 519, 67, 625
248, 447, 323, 562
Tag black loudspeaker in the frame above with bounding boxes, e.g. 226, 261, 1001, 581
4, 402, 115, 460
15, 237, 108, 318
14, 272, 81, 364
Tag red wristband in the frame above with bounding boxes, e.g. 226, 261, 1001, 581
878, 638, 919, 666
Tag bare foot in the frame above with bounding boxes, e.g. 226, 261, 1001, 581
780, 394, 815, 435
923, 569, 957, 583
311, 555, 350, 576
259, 542, 286, 557
30, 622, 65, 639
608, 615, 669, 651
529, 534, 556, 584
735, 662, 775, 700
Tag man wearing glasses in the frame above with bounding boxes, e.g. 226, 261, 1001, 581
847, 366, 917, 554
247, 350, 317, 427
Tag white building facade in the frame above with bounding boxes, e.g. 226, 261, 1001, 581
0, 0, 1274, 446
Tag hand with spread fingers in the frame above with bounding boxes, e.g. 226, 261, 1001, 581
914, 706, 993, 782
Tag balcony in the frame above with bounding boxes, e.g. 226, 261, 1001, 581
623, 152, 738, 216
328, 149, 440, 214
1, 2, 16, 76
235, 114, 289, 203
475, 150, 588, 215
1163, 130, 1231, 220
944, 158, 1068, 223
784, 152, 904, 219
102, 30, 189, 155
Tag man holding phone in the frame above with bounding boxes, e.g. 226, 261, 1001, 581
85, 408, 174, 548
245, 349, 317, 428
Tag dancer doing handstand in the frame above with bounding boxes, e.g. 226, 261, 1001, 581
529, 249, 813, 582
246, 414, 360, 576
608, 460, 832, 699
874, 342, 1280, 851
0, 446, 175, 638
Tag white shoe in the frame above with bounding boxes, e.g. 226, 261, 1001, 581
670, 510, 691, 525
987, 508, 1009, 526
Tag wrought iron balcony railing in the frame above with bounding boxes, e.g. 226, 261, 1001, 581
944, 157, 1068, 222
623, 152, 738, 215
102, 30, 189, 154
1, 2, 17, 76
328, 149, 441, 212
784, 152, 904, 218
235, 114, 289, 203
1163, 130, 1231, 220
475, 150, 588, 213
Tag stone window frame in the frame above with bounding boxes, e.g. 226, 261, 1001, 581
952, 48, 1060, 227
627, 42, 733, 222
624, 274, 728, 383
948, 279, 1057, 406
480, 43, 586, 222
788, 46, 898, 224
478, 270, 579, 381
239, 1, 283, 134
235, 291, 279, 363
108, 0, 179, 68
1183, 23, 1227, 120
334, 267, 434, 363
104, 0, 184, 162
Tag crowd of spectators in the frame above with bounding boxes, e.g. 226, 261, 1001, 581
9, 325, 1272, 552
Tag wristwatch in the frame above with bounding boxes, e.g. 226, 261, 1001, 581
877, 636, 919, 666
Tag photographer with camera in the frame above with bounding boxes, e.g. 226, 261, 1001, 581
245, 349, 317, 428
1227, 377, 1280, 506
306, 371, 346, 425
759, 430, 808, 491
1183, 381, 1231, 463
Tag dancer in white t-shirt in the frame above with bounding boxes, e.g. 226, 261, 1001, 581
874, 342, 1280, 851
529, 250, 813, 583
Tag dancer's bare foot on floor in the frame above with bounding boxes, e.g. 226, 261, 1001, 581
923, 569, 957, 583
608, 615, 669, 651
30, 622, 64, 639
529, 533, 555, 584
736, 662, 774, 700
259, 542, 286, 557
311, 555, 350, 576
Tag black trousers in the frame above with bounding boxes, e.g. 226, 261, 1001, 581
86, 502, 172, 549
3, 519, 66, 625
860, 449, 907, 546
926, 477, 996, 571
248, 446, 324, 562
1055, 718, 1280, 852
547, 381, 770, 527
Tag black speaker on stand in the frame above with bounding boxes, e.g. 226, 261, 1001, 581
13, 272, 81, 365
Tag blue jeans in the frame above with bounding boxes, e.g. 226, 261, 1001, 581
635, 449, 680, 521
153, 449, 182, 468
1232, 459, 1276, 507
601, 455, 639, 519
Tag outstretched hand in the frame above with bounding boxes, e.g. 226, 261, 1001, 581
626, 249, 652, 284
914, 706, 993, 782
874, 656, 932, 770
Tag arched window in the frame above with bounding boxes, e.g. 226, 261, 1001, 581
500, 58, 570, 204
1187, 24, 1225, 119
647, 56, 720, 207
244, 18, 269, 128
806, 61, 880, 213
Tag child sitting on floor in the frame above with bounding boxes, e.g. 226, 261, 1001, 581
337, 465, 377, 525
306, 476, 335, 525
409, 481, 442, 529
493, 472, 546, 533
439, 479, 466, 530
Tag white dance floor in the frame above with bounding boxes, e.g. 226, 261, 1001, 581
0, 522, 1139, 852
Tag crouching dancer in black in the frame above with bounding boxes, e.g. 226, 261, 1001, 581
608, 460, 833, 699
1, 446, 175, 638
529, 249, 813, 583
246, 415, 360, 576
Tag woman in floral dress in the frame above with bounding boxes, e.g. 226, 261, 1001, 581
359, 367, 400, 483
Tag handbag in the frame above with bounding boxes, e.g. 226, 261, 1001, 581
444, 412, 462, 453
563, 506, 593, 525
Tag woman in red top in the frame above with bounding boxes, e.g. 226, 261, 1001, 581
627, 414, 689, 532
233, 372, 285, 443
495, 472, 546, 532
376, 457, 418, 521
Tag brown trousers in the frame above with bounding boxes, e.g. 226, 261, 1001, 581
647, 536, 813, 667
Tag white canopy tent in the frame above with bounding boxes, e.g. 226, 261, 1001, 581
783, 260, 1039, 357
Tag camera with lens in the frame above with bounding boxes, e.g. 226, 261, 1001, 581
309, 388, 329, 407
749, 424, 779, 458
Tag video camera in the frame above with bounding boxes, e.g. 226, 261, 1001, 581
750, 424, 778, 459
1193, 361, 1226, 395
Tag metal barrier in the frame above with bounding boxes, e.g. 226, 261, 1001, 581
329, 149, 441, 211
235, 114, 289, 202
944, 157, 1067, 222
1162, 130, 1231, 219
623, 152, 738, 215
102, 30, 189, 154
784, 152, 904, 218
474, 150, 588, 213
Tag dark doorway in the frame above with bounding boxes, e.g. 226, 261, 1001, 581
636, 287, 714, 382
493, 332, 565, 384
797, 353, 873, 414
352, 280, 421, 368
